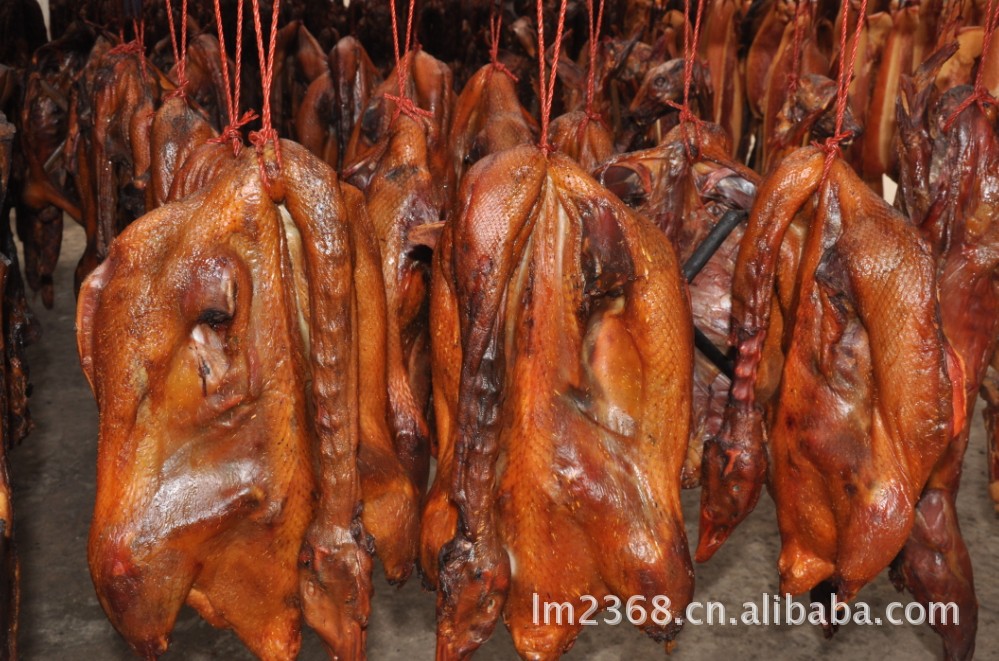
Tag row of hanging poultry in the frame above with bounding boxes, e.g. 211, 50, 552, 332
0, 0, 997, 658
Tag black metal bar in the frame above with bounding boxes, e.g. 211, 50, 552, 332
683, 209, 748, 379
694, 328, 734, 380
682, 209, 747, 282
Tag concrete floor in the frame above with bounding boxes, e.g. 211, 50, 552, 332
7, 222, 998, 660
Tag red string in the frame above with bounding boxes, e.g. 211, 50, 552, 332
109, 18, 145, 56
584, 0, 605, 118
537, 0, 570, 152
943, 0, 998, 129
819, 0, 869, 182
164, 0, 189, 99
663, 0, 706, 155
489, 10, 518, 81
786, 0, 808, 97
210, 0, 257, 154
386, 0, 433, 122
248, 0, 282, 167
108, 19, 147, 81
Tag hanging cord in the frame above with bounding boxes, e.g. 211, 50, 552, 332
584, 0, 605, 119
110, 17, 144, 55
944, 0, 998, 128
386, 0, 433, 122
210, 0, 258, 154
663, 0, 707, 156
248, 0, 283, 172
537, 0, 570, 152
109, 18, 147, 79
488, 5, 518, 81
786, 0, 808, 98
164, 0, 189, 99
818, 0, 869, 182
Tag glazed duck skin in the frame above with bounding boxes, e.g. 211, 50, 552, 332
698, 146, 960, 601
420, 63, 536, 588
432, 144, 693, 659
76, 142, 375, 659
448, 63, 536, 185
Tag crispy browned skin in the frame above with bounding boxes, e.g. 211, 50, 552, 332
165, 141, 233, 203
76, 141, 374, 659
746, 0, 789, 119
698, 147, 959, 605
596, 123, 759, 488
146, 96, 216, 209
419, 64, 535, 589
268, 22, 328, 138
835, 2, 892, 169
430, 145, 693, 659
291, 30, 359, 169
891, 79, 999, 660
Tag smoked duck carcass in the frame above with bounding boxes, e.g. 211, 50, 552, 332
342, 48, 456, 499
17, 22, 96, 308
427, 143, 694, 659
419, 60, 536, 586
71, 39, 157, 289
296, 36, 382, 170
548, 110, 615, 170
76, 139, 419, 658
596, 121, 759, 487
889, 47, 998, 659
447, 61, 536, 185
696, 145, 964, 621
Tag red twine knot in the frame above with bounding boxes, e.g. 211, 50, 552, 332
490, 60, 519, 82
108, 40, 143, 56
209, 109, 259, 156
385, 93, 434, 124
163, 86, 187, 101
816, 131, 852, 182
